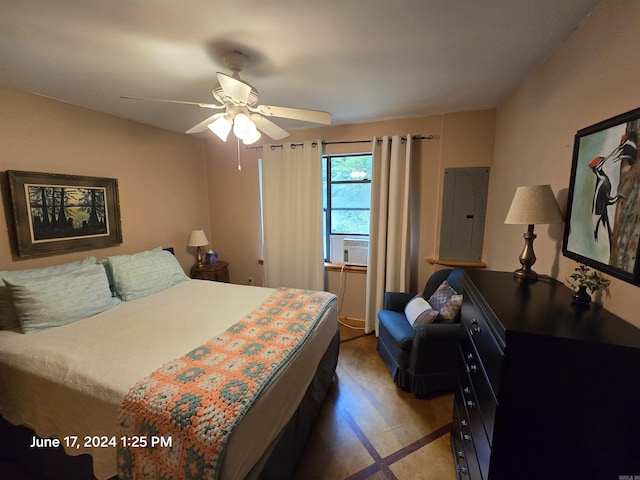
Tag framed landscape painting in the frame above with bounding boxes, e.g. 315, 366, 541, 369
7, 170, 122, 257
562, 107, 640, 285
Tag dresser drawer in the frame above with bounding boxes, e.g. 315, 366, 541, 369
458, 357, 491, 480
458, 348, 488, 437
452, 393, 482, 480
459, 338, 498, 444
461, 299, 504, 395
451, 417, 471, 479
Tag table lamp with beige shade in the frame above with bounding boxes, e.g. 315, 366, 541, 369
504, 185, 564, 280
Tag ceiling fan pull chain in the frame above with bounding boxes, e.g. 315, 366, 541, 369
237, 137, 242, 172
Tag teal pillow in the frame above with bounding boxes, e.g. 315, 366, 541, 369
5, 263, 120, 334
99, 258, 117, 296
108, 248, 189, 301
0, 256, 98, 330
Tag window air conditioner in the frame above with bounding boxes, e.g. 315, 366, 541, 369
330, 236, 369, 266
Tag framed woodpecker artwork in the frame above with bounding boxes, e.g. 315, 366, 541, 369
563, 107, 640, 286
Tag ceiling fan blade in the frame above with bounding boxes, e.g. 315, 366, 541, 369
216, 73, 251, 105
120, 96, 224, 110
251, 114, 290, 140
186, 112, 226, 134
251, 105, 331, 125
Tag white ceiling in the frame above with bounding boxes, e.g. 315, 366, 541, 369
0, 0, 601, 137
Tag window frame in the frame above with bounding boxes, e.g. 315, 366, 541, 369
322, 152, 372, 261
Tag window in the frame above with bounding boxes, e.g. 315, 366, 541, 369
322, 153, 373, 261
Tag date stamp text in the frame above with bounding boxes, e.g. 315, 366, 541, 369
29, 435, 172, 449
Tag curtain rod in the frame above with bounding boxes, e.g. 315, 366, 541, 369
244, 134, 439, 150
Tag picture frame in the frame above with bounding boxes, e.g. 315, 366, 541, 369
562, 107, 640, 285
7, 170, 122, 257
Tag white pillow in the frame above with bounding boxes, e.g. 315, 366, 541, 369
405, 295, 439, 328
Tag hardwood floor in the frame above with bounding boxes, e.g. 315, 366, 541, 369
293, 324, 456, 479
0, 324, 455, 480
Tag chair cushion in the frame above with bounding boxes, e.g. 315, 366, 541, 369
378, 309, 415, 352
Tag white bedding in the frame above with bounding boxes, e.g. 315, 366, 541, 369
0, 280, 338, 479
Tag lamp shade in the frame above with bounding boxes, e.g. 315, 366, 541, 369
504, 185, 563, 225
187, 229, 209, 247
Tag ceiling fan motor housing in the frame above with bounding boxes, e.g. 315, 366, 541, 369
212, 84, 259, 107
212, 51, 260, 106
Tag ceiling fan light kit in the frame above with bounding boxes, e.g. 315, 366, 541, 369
208, 115, 232, 141
123, 51, 332, 143
231, 112, 261, 145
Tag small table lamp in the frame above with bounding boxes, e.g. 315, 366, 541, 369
504, 185, 563, 280
188, 229, 209, 265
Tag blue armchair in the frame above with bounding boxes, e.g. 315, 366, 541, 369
376, 268, 464, 396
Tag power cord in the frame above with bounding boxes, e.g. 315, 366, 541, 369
335, 263, 366, 330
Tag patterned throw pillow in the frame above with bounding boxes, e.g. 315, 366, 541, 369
438, 294, 463, 323
404, 294, 439, 328
428, 280, 463, 323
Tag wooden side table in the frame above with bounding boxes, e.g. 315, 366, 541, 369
190, 260, 229, 283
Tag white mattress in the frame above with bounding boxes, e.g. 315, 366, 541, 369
0, 280, 337, 480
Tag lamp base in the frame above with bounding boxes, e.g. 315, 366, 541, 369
513, 267, 538, 280
514, 224, 538, 281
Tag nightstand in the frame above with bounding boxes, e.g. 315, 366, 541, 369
190, 260, 229, 283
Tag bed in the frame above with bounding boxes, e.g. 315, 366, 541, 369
0, 248, 339, 479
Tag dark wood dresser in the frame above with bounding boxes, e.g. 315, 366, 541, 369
452, 270, 640, 480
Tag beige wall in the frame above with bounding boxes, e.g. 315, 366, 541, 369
0, 85, 210, 273
8, 1, 633, 327
486, 0, 640, 326
205, 110, 496, 320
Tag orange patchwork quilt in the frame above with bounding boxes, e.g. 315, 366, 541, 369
117, 287, 336, 480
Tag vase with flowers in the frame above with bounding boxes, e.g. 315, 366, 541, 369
567, 263, 610, 304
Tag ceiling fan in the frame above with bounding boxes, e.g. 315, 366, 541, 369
122, 51, 332, 144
